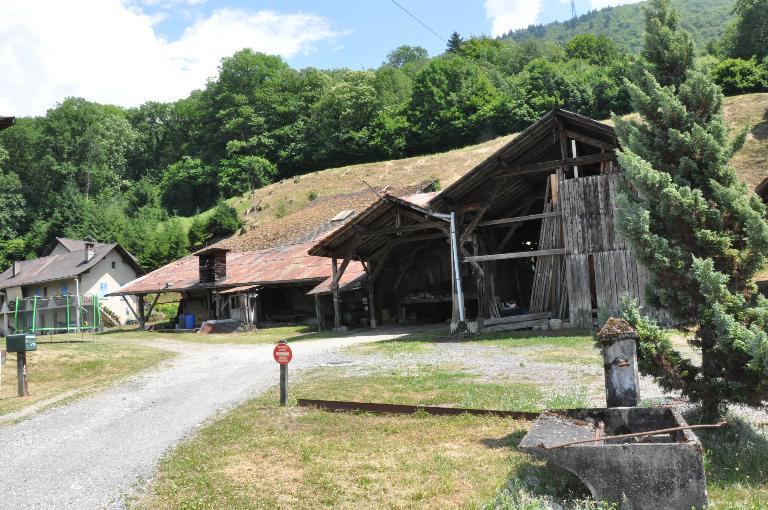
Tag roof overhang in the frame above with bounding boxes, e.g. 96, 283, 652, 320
308, 193, 449, 260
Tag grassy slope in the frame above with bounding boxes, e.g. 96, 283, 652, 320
213, 93, 767, 253
501, 0, 735, 53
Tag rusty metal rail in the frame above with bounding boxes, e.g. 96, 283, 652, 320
296, 399, 540, 420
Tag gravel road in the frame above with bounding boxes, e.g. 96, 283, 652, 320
0, 330, 405, 510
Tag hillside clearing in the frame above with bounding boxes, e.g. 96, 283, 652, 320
216, 93, 768, 253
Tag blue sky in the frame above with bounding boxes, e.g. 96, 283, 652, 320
0, 0, 640, 116
146, 0, 608, 69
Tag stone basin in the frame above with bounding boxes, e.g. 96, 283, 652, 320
518, 407, 707, 510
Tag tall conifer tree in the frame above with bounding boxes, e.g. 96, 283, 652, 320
615, 0, 768, 419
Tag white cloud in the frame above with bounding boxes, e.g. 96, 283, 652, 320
587, 0, 643, 9
484, 0, 544, 37
0, 1, 342, 116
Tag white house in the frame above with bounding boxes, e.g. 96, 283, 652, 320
0, 238, 143, 335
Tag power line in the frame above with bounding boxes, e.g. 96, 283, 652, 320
389, 0, 447, 43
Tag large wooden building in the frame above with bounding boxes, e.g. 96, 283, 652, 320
310, 109, 661, 332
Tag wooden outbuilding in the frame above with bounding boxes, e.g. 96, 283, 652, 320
310, 109, 662, 332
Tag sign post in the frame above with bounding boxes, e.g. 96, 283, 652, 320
273, 340, 293, 406
0, 349, 5, 391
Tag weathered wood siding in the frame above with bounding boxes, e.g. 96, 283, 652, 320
561, 174, 656, 327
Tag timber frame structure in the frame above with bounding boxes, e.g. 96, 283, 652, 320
310, 109, 662, 332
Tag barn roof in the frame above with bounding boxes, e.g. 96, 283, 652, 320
429, 108, 616, 215
308, 192, 445, 260
111, 240, 364, 296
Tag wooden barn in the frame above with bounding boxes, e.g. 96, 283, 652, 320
309, 109, 661, 332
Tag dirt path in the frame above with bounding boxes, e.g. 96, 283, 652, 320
0, 329, 405, 510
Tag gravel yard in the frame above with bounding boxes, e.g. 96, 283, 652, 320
0, 330, 405, 510
1, 325, 765, 510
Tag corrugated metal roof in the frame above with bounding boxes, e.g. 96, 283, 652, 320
111, 241, 365, 296
0, 243, 141, 290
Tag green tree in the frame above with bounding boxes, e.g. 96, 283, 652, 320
408, 55, 501, 152
642, 0, 694, 88
385, 45, 428, 68
187, 215, 208, 251
710, 57, 768, 95
218, 155, 276, 197
722, 0, 768, 60
615, 34, 768, 419
160, 157, 218, 215
565, 33, 619, 66
0, 146, 26, 241
446, 31, 463, 54
206, 201, 243, 238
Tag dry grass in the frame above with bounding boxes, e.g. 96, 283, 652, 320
0, 338, 174, 418
215, 93, 767, 253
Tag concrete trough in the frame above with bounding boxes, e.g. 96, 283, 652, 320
519, 407, 707, 510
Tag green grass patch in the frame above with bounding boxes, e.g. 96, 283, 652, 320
298, 365, 586, 412
0, 339, 174, 417
99, 325, 333, 345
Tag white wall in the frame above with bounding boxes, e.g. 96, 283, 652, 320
80, 250, 139, 324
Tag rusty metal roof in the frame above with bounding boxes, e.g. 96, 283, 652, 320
111, 241, 365, 296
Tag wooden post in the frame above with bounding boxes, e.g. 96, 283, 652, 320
314, 294, 324, 331
473, 236, 485, 325
17, 351, 28, 397
331, 258, 341, 330
137, 294, 146, 330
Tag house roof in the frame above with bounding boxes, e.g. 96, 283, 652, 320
0, 116, 14, 130
111, 240, 365, 296
51, 237, 107, 254
0, 242, 142, 291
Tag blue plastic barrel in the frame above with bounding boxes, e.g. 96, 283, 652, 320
184, 313, 195, 329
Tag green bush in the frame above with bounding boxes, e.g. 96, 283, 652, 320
206, 201, 243, 238
711, 57, 768, 95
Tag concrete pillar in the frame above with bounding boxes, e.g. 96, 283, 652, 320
597, 318, 640, 407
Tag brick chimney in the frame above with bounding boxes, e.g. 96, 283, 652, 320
84, 241, 95, 262
194, 247, 230, 284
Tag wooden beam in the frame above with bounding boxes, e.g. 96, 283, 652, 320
460, 207, 487, 245
463, 248, 566, 263
144, 293, 161, 321
494, 152, 615, 178
477, 211, 561, 228
564, 129, 615, 151
358, 221, 446, 237
122, 295, 140, 325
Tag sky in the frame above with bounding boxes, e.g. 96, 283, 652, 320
0, 0, 642, 117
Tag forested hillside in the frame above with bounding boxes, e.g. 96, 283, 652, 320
503, 0, 735, 52
0, 0, 765, 274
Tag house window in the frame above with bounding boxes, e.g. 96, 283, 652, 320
61, 284, 68, 295
99, 282, 108, 297
112, 261, 116, 269
43, 287, 48, 297
35, 288, 41, 296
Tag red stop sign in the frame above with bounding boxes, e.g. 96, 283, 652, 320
273, 342, 292, 364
